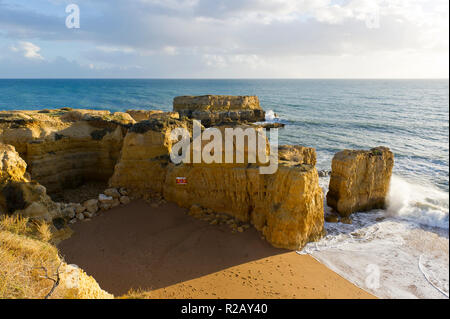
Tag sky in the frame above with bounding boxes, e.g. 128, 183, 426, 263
0, 0, 448, 78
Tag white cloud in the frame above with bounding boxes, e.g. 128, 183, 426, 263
9, 41, 44, 60
162, 46, 178, 56
0, 0, 447, 78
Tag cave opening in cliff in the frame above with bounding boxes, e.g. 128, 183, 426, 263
23, 147, 120, 204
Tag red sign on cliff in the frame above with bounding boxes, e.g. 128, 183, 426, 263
176, 177, 187, 185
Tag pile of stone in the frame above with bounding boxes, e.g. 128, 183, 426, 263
63, 187, 130, 224
188, 204, 251, 233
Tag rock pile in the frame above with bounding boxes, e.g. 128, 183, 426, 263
63, 187, 131, 224
188, 204, 251, 233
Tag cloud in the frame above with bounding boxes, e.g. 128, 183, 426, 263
9, 41, 44, 60
0, 0, 447, 78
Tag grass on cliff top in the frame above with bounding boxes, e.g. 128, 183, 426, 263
0, 215, 60, 299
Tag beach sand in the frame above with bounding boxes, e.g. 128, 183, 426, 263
58, 200, 374, 299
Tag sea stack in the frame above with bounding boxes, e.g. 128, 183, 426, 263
326, 147, 394, 216
173, 95, 265, 126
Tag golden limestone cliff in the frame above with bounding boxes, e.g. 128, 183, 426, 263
126, 109, 179, 122
173, 95, 265, 126
164, 163, 324, 250
0, 109, 133, 196
326, 147, 394, 216
110, 114, 324, 250
109, 118, 190, 193
0, 143, 59, 221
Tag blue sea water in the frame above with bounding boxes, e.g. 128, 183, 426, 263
0, 79, 449, 298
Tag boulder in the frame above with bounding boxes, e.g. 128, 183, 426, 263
98, 194, 114, 210
57, 263, 113, 299
0, 143, 28, 184
74, 203, 86, 214
104, 188, 120, 199
0, 143, 61, 220
189, 204, 203, 217
111, 198, 120, 208
62, 207, 76, 219
83, 211, 94, 219
83, 199, 98, 214
119, 196, 130, 205
326, 147, 394, 216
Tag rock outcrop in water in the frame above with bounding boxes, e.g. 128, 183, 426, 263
173, 95, 265, 126
4, 96, 403, 250
326, 147, 394, 216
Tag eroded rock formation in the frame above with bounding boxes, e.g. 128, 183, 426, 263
109, 118, 191, 193
110, 116, 324, 250
126, 110, 179, 122
326, 147, 394, 216
164, 163, 324, 249
1, 97, 326, 250
0, 143, 59, 221
173, 95, 265, 126
0, 109, 132, 196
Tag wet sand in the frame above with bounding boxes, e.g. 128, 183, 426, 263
58, 200, 374, 299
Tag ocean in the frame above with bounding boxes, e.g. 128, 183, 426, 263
0, 79, 448, 298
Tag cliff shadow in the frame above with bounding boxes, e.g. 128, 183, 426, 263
57, 200, 288, 296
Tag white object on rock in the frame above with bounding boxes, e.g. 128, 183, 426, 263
99, 194, 113, 202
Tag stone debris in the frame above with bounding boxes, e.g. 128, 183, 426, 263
104, 188, 120, 199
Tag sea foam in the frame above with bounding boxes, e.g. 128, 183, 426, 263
387, 175, 449, 229
300, 175, 449, 299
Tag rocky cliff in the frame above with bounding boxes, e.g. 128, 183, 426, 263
173, 95, 265, 126
110, 116, 324, 250
0, 109, 133, 196
0, 143, 59, 221
326, 147, 394, 216
109, 117, 191, 193
164, 163, 324, 249
1, 99, 325, 250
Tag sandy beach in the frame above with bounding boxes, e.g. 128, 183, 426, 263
58, 200, 374, 299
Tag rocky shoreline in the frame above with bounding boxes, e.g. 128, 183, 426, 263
1, 95, 394, 251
